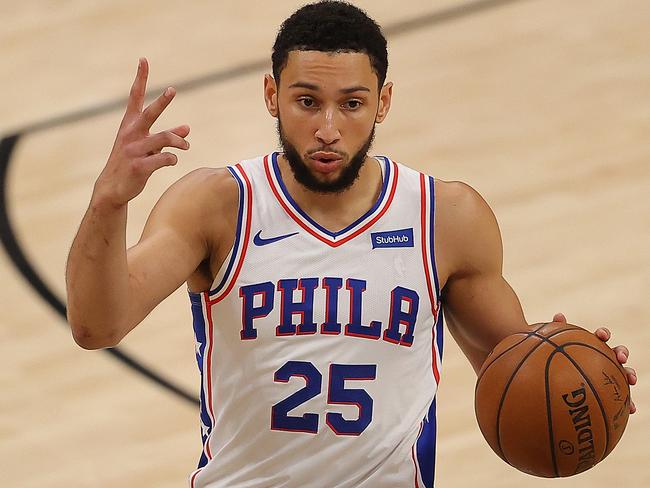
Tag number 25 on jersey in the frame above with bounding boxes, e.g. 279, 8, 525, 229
271, 361, 377, 436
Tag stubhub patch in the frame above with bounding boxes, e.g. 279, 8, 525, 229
371, 228, 414, 249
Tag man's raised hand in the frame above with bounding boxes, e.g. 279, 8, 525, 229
94, 58, 190, 208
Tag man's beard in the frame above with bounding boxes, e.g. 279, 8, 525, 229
277, 119, 376, 194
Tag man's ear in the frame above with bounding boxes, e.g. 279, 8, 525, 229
376, 81, 393, 123
264, 74, 279, 118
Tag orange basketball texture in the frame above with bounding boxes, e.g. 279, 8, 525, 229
474, 322, 630, 478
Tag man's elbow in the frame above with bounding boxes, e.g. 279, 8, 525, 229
68, 316, 122, 350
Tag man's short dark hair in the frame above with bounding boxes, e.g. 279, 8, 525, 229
272, 1, 388, 88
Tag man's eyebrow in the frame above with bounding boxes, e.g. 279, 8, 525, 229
340, 85, 371, 94
287, 82, 371, 94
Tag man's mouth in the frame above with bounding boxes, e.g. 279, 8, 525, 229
311, 151, 343, 163
309, 152, 343, 173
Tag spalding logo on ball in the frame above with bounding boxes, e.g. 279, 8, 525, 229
474, 321, 630, 478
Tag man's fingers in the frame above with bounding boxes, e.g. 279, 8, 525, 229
169, 124, 191, 138
625, 366, 637, 385
126, 58, 149, 117
594, 327, 611, 342
138, 87, 176, 130
553, 313, 567, 323
627, 367, 637, 414
613, 345, 630, 364
134, 130, 190, 156
137, 152, 179, 174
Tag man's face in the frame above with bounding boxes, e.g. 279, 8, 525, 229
265, 51, 392, 193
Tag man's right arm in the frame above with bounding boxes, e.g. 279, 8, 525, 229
65, 57, 198, 349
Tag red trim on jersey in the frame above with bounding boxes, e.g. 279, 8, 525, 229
190, 469, 200, 488
264, 154, 399, 247
420, 174, 441, 384
412, 421, 424, 488
419, 173, 437, 319
204, 291, 215, 459
193, 165, 251, 479
191, 293, 217, 487
431, 337, 441, 384
208, 163, 253, 305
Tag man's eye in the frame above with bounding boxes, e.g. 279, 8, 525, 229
344, 100, 362, 109
299, 98, 315, 108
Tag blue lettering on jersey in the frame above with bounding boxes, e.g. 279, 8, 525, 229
239, 278, 420, 347
239, 281, 274, 340
370, 228, 414, 249
344, 278, 382, 340
383, 286, 420, 346
321, 277, 343, 334
276, 278, 319, 336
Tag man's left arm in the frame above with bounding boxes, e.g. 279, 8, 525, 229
435, 180, 636, 413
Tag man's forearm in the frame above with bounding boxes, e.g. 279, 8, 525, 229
65, 192, 130, 349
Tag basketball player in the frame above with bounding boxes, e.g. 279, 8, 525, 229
65, 2, 637, 487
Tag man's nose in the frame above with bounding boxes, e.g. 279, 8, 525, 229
315, 108, 341, 145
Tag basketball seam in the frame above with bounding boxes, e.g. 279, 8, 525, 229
493, 338, 548, 463
476, 324, 580, 384
476, 323, 550, 385
558, 342, 629, 460
560, 342, 626, 376
536, 337, 615, 472
545, 349, 560, 477
487, 326, 581, 465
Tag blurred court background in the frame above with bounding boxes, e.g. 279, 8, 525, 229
1, 0, 648, 486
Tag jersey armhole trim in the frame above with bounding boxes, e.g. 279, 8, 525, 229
419, 174, 441, 317
188, 163, 253, 302
420, 174, 443, 384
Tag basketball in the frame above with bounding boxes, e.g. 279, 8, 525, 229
475, 321, 630, 478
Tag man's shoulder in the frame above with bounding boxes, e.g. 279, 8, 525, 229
175, 151, 271, 207
152, 166, 240, 237
384, 157, 488, 212
434, 179, 498, 233
435, 179, 483, 208
179, 166, 236, 187
173, 166, 239, 206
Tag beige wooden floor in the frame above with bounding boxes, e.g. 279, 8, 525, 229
1, 1, 648, 486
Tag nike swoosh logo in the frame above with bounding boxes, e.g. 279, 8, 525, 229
253, 230, 299, 246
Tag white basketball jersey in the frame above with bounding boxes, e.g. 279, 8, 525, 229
188, 152, 443, 488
